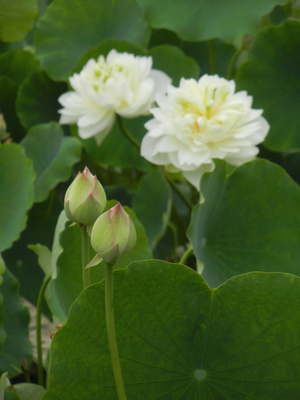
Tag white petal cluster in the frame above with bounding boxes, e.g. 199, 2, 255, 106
58, 50, 171, 145
141, 74, 269, 189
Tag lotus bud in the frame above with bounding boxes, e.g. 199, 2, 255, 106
91, 203, 137, 264
64, 167, 106, 225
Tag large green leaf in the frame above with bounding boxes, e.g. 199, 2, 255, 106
0, 268, 32, 377
34, 0, 150, 80
132, 170, 172, 249
135, 0, 286, 43
0, 0, 38, 43
43, 261, 300, 399
188, 159, 300, 287
17, 71, 67, 129
236, 20, 300, 151
0, 143, 35, 252
0, 50, 39, 85
20, 122, 81, 203
46, 203, 152, 322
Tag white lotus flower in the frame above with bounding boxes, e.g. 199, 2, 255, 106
58, 50, 171, 145
141, 74, 269, 189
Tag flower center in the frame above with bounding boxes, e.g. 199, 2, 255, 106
84, 60, 124, 92
175, 84, 240, 143
179, 100, 225, 136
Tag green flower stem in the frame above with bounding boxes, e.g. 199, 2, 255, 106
227, 47, 243, 80
105, 263, 127, 400
179, 246, 194, 265
81, 226, 91, 289
117, 115, 140, 150
165, 175, 193, 210
207, 40, 216, 75
36, 274, 51, 387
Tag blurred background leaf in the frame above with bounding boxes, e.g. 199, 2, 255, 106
135, 0, 287, 42
188, 159, 300, 287
20, 122, 81, 203
0, 0, 38, 43
34, 0, 150, 80
0, 144, 35, 253
236, 20, 300, 152
16, 71, 66, 129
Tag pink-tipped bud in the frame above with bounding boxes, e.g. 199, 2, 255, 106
64, 167, 106, 225
90, 203, 137, 264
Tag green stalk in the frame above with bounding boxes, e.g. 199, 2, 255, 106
179, 246, 194, 266
36, 275, 51, 387
207, 40, 216, 75
117, 115, 140, 150
81, 226, 91, 289
166, 175, 193, 210
105, 264, 127, 400
227, 47, 243, 80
